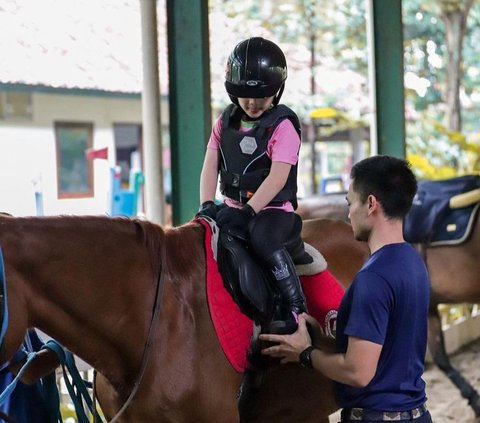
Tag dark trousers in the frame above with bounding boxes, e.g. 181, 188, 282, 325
340, 410, 433, 423
248, 209, 298, 260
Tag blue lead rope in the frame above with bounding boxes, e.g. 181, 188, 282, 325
43, 340, 104, 423
0, 352, 38, 406
0, 247, 9, 348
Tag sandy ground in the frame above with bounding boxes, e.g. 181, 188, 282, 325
329, 338, 480, 423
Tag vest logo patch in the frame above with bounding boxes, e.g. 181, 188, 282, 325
240, 136, 257, 155
324, 309, 338, 338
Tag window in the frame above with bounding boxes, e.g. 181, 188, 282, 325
0, 91, 33, 120
55, 122, 94, 199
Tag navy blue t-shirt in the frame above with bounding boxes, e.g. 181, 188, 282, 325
335, 243, 430, 411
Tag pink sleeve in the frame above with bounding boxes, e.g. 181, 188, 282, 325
206, 116, 222, 150
267, 119, 300, 165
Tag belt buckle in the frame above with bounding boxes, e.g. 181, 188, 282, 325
343, 408, 366, 421
411, 404, 427, 419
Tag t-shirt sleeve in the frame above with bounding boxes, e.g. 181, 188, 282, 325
343, 271, 393, 345
206, 116, 222, 150
267, 119, 300, 165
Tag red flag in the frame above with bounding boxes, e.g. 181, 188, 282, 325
85, 147, 108, 160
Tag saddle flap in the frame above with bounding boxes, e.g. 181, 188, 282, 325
217, 231, 275, 323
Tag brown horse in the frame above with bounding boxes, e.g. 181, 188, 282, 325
0, 214, 369, 423
298, 194, 480, 416
297, 194, 349, 222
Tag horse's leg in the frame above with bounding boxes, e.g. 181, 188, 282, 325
95, 373, 123, 420
428, 306, 480, 416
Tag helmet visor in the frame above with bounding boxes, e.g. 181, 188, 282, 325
225, 80, 281, 98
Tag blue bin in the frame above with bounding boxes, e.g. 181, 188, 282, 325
111, 190, 135, 217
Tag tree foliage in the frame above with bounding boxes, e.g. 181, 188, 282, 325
209, 0, 480, 178
403, 0, 480, 177
208, 0, 368, 119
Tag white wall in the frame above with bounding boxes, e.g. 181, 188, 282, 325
0, 91, 142, 216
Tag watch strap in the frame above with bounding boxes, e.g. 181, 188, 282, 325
299, 346, 315, 368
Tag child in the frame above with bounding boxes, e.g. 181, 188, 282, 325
198, 37, 307, 334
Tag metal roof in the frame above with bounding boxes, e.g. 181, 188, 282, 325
0, 0, 168, 94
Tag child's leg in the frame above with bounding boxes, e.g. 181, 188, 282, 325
249, 210, 307, 333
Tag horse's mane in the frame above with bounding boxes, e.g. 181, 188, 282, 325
129, 218, 166, 283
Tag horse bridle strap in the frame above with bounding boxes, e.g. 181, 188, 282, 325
106, 236, 168, 423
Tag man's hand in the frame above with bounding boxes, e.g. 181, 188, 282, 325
259, 313, 313, 364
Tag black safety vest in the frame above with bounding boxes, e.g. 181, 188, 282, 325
219, 104, 301, 209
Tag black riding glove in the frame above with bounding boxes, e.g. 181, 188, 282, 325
216, 204, 256, 232
196, 201, 219, 219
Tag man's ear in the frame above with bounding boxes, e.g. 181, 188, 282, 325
367, 194, 377, 215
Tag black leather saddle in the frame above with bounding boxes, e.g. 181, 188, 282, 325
216, 214, 311, 326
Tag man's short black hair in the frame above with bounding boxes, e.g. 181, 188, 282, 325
350, 155, 417, 219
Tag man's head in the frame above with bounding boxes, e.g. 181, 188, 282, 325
346, 155, 417, 241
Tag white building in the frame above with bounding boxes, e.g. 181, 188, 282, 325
0, 0, 169, 216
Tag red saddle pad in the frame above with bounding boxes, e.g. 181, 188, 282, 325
197, 218, 345, 373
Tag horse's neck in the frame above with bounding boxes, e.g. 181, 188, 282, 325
164, 222, 205, 275
2, 217, 158, 381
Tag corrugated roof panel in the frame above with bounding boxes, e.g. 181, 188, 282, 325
0, 0, 168, 94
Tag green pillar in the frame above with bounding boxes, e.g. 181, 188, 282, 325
167, 0, 211, 225
370, 0, 405, 158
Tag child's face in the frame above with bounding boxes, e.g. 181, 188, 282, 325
238, 96, 275, 119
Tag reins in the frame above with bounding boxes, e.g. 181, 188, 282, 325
101, 232, 168, 423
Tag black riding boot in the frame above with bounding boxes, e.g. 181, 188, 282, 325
265, 248, 307, 335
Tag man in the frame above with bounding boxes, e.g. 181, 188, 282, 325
260, 155, 432, 422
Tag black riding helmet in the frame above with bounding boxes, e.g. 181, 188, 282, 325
225, 37, 287, 106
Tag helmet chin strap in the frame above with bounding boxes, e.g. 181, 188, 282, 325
228, 95, 239, 106
272, 83, 285, 106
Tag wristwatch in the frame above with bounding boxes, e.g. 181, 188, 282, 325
299, 346, 316, 369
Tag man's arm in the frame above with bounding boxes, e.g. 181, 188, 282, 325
8, 349, 60, 385
260, 314, 382, 387
309, 336, 381, 387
